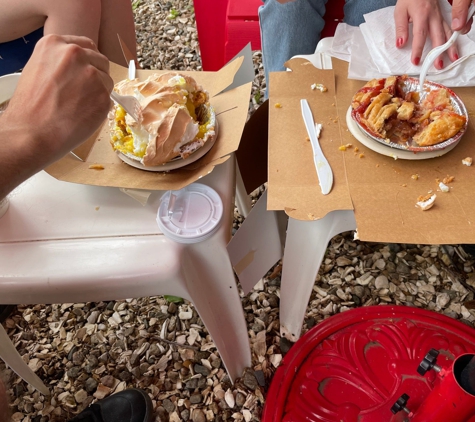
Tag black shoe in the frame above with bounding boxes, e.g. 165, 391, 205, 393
0, 305, 15, 323
68, 389, 153, 422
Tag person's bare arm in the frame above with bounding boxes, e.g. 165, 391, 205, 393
452, 0, 474, 32
0, 34, 113, 199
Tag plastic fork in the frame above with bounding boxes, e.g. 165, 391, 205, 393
419, 3, 475, 95
110, 90, 143, 123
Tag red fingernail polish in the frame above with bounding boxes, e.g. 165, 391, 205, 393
397, 37, 403, 48
414, 57, 420, 65
438, 59, 444, 68
454, 53, 459, 60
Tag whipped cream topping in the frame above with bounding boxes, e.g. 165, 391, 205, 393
112, 72, 211, 166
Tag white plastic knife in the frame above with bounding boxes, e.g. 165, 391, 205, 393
300, 99, 333, 195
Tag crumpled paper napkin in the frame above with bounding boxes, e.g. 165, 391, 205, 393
329, 0, 475, 86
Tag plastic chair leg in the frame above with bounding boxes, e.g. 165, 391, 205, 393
0, 325, 50, 395
235, 160, 252, 218
280, 210, 356, 342
184, 235, 252, 383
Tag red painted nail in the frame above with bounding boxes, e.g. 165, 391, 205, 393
454, 53, 459, 61
438, 59, 444, 68
414, 57, 420, 65
396, 37, 403, 48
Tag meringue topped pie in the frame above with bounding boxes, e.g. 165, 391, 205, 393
351, 75, 467, 147
109, 72, 216, 166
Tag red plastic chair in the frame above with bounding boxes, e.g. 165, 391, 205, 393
194, 0, 345, 71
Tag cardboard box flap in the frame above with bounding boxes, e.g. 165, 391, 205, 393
267, 57, 353, 221
219, 44, 255, 95
236, 100, 269, 194
44, 51, 253, 192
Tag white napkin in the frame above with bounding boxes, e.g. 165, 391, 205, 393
329, 0, 475, 86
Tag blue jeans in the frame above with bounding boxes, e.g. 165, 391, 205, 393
259, 0, 397, 89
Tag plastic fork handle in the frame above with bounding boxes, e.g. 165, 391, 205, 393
419, 3, 475, 93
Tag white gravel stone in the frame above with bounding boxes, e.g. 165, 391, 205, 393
375, 276, 389, 289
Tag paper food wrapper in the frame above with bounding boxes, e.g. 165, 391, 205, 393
44, 46, 254, 192
268, 57, 475, 245
330, 0, 475, 86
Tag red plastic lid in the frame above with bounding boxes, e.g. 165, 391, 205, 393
263, 306, 475, 422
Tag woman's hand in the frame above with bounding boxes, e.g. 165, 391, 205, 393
395, 0, 458, 69
452, 0, 475, 33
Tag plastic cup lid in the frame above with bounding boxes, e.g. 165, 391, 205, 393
156, 183, 223, 244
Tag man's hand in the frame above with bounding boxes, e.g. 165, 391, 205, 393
5, 34, 113, 160
452, 0, 474, 33
395, 0, 458, 69
0, 34, 113, 198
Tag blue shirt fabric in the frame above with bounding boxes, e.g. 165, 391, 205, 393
0, 28, 43, 76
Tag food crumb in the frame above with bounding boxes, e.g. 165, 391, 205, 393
462, 157, 473, 166
376, 164, 380, 167
89, 164, 105, 170
416, 193, 436, 211
411, 174, 419, 180
339, 143, 352, 151
274, 103, 282, 108
401, 184, 407, 187
443, 175, 455, 184
359, 153, 365, 158
311, 83, 328, 92
354, 147, 359, 152
95, 206, 100, 211
305, 136, 310, 142
439, 182, 450, 192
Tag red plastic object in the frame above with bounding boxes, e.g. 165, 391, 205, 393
224, 0, 263, 65
262, 306, 475, 422
194, 0, 228, 71
411, 354, 475, 422
194, 0, 345, 71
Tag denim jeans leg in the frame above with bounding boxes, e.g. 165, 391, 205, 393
343, 0, 397, 26
259, 0, 327, 94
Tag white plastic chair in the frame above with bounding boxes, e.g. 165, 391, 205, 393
0, 156, 251, 394
280, 211, 356, 341
229, 37, 358, 342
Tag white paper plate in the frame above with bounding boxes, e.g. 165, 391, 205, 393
116, 120, 218, 172
346, 107, 459, 160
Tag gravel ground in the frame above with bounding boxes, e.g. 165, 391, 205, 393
3, 1, 475, 421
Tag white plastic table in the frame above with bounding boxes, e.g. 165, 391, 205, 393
0, 157, 251, 394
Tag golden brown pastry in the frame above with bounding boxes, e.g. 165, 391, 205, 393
351, 76, 467, 147
413, 112, 466, 146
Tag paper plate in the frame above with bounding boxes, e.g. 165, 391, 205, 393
346, 107, 459, 160
116, 120, 218, 172
350, 77, 468, 153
